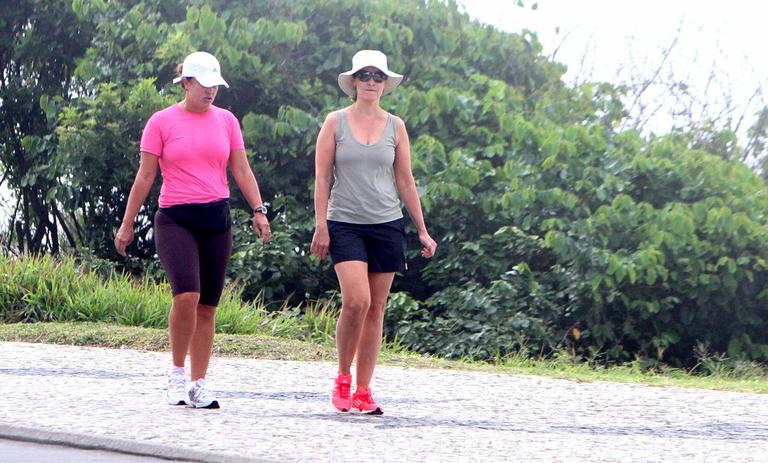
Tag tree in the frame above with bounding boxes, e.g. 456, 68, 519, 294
0, 0, 93, 253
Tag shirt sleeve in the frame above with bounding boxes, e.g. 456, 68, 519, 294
139, 114, 163, 157
227, 111, 245, 151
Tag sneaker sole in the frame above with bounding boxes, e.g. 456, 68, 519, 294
186, 400, 220, 409
167, 399, 187, 406
354, 408, 383, 416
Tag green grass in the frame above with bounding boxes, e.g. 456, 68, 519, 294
0, 322, 336, 361
0, 253, 342, 340
1, 253, 768, 394
486, 352, 768, 393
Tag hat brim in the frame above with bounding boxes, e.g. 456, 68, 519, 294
338, 67, 403, 97
173, 74, 229, 88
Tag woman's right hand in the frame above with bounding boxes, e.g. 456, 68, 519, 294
114, 223, 135, 256
310, 225, 330, 260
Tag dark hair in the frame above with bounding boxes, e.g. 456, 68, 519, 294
176, 64, 188, 87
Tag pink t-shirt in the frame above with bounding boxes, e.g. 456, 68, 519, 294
140, 104, 245, 208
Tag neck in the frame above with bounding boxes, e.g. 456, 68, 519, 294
352, 99, 381, 116
180, 98, 209, 114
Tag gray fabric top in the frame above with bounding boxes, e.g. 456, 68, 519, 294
326, 111, 404, 224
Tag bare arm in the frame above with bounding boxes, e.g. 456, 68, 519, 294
393, 117, 437, 258
229, 148, 270, 244
114, 152, 159, 256
310, 112, 339, 260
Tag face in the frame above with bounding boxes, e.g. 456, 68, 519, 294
352, 66, 387, 100
183, 78, 218, 111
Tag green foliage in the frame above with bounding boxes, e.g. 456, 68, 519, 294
227, 209, 334, 303
56, 79, 175, 261
0, 0, 94, 253
0, 253, 341, 343
3, 0, 768, 366
541, 137, 768, 364
50, 0, 566, 301
0, 252, 168, 326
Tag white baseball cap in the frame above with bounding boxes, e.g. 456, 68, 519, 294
173, 51, 229, 88
338, 50, 403, 97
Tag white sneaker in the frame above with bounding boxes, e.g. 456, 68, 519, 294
166, 368, 188, 406
187, 378, 220, 409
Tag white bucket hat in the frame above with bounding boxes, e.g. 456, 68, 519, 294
338, 50, 403, 97
173, 51, 229, 88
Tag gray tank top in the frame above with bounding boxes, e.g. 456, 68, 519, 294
327, 111, 403, 224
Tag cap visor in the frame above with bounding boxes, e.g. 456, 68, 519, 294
195, 74, 229, 88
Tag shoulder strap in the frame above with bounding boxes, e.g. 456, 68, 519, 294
387, 113, 398, 146
335, 111, 348, 141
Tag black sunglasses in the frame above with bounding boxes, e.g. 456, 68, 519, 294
353, 70, 388, 83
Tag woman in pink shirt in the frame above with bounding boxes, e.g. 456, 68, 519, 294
114, 51, 270, 409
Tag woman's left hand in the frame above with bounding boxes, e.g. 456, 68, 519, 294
419, 231, 437, 258
252, 213, 271, 244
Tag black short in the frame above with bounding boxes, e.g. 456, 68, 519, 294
154, 208, 232, 306
328, 218, 406, 273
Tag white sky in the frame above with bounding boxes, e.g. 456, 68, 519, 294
461, 0, 768, 137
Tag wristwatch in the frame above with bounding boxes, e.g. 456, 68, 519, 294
253, 204, 268, 215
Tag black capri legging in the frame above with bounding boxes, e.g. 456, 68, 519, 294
154, 209, 232, 306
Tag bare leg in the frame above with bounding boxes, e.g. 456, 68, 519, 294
355, 272, 395, 388
168, 292, 201, 368
189, 303, 217, 381
334, 261, 371, 375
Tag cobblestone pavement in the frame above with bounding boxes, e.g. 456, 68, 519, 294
1, 342, 767, 462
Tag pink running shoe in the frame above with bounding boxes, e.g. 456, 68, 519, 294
331, 373, 352, 412
352, 386, 383, 415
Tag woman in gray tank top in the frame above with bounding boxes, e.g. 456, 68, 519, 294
311, 50, 437, 415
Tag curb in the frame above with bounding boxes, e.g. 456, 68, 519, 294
0, 424, 265, 463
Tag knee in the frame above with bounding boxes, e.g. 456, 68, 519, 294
196, 304, 217, 321
366, 300, 387, 322
173, 292, 200, 312
342, 296, 371, 318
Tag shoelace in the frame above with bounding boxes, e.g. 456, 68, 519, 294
335, 379, 351, 399
189, 382, 214, 403
355, 390, 374, 404
168, 373, 186, 390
